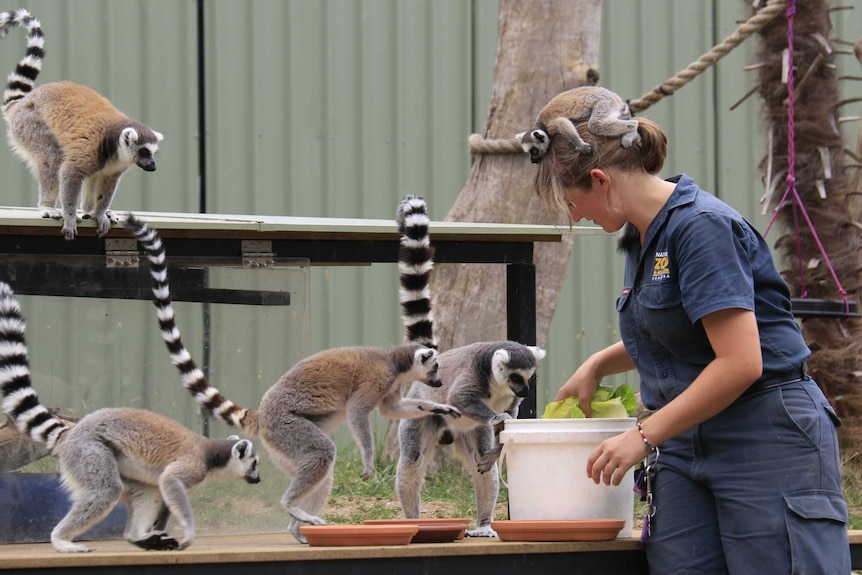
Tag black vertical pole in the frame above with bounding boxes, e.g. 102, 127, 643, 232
197, 0, 207, 214
196, 0, 211, 438
507, 255, 538, 419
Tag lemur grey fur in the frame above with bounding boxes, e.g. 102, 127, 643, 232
392, 195, 546, 538
124, 213, 461, 544
0, 9, 163, 240
0, 281, 259, 553
516, 86, 639, 163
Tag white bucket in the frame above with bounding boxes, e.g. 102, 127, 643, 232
499, 417, 637, 538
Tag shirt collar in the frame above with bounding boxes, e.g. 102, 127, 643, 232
640, 173, 697, 251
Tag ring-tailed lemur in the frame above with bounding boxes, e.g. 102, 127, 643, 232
124, 213, 462, 544
0, 9, 163, 240
393, 195, 546, 538
0, 281, 259, 553
516, 86, 639, 163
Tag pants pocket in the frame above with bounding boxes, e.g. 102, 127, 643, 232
784, 490, 850, 575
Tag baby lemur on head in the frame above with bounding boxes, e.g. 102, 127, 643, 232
0, 281, 259, 553
125, 212, 461, 544
516, 85, 639, 163
393, 195, 546, 538
1, 9, 163, 240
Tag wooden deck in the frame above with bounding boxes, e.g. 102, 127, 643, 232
1, 531, 860, 575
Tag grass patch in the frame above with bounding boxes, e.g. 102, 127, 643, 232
323, 452, 508, 524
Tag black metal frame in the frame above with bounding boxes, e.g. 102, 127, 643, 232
0, 232, 540, 416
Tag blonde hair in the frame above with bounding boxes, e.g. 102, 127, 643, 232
534, 116, 668, 224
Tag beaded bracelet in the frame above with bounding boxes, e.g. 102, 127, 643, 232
637, 421, 656, 453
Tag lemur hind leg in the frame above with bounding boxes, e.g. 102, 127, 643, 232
262, 414, 335, 543
455, 428, 499, 538
395, 416, 437, 518
122, 482, 179, 551
52, 443, 124, 552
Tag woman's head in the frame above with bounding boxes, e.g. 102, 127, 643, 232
534, 115, 668, 225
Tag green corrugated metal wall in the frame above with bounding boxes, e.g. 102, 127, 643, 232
1, 0, 861, 440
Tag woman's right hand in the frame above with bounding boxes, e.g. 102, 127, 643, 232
554, 364, 601, 417
554, 342, 634, 417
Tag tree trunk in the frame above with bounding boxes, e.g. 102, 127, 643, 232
433, 0, 604, 351
382, 0, 604, 465
753, 0, 862, 454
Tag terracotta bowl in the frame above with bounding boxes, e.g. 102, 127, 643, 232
300, 524, 419, 546
490, 519, 625, 542
362, 518, 471, 542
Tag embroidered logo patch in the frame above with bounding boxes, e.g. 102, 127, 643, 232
652, 251, 670, 281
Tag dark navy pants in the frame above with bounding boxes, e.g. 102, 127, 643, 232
644, 378, 850, 574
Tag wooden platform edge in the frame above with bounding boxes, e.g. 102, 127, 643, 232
1, 531, 859, 571
0, 532, 644, 570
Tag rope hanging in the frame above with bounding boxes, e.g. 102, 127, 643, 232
762, 0, 856, 319
467, 0, 787, 156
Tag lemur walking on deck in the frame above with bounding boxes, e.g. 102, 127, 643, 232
0, 282, 259, 553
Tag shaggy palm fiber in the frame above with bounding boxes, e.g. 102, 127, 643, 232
752, 0, 862, 455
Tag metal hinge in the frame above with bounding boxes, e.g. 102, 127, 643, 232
242, 240, 275, 268
105, 238, 140, 268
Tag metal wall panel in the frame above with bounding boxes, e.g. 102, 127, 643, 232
1, 0, 860, 443
0, 0, 198, 213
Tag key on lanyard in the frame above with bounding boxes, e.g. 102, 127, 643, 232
634, 447, 659, 543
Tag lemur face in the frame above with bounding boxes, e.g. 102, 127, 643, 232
231, 439, 261, 484
516, 129, 550, 163
416, 348, 442, 387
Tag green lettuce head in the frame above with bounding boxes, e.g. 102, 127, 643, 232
542, 384, 636, 419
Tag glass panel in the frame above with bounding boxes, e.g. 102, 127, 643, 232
0, 255, 310, 540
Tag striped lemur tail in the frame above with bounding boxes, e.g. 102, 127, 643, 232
123, 214, 259, 435
396, 195, 437, 349
0, 281, 68, 451
0, 8, 44, 108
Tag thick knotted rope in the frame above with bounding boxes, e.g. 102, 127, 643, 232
467, 0, 786, 155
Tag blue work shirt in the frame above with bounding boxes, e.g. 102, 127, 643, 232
616, 174, 810, 410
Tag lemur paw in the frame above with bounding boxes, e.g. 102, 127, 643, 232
39, 207, 62, 220
477, 452, 501, 474
466, 525, 498, 538
288, 514, 327, 544
131, 531, 180, 551
434, 405, 461, 418
61, 221, 77, 241
621, 131, 641, 148
52, 539, 93, 553
488, 412, 512, 427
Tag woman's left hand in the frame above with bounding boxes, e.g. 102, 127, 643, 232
586, 428, 647, 486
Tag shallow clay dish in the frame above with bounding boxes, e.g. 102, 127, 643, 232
300, 524, 419, 547
490, 519, 625, 542
362, 518, 471, 542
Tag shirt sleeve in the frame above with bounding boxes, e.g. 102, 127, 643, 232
673, 211, 758, 323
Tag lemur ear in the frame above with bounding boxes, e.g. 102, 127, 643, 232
233, 439, 250, 458
528, 346, 547, 362
121, 127, 139, 147
417, 347, 437, 364
153, 130, 164, 142
227, 434, 240, 441
492, 348, 510, 366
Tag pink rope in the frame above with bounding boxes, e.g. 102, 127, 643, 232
763, 0, 850, 315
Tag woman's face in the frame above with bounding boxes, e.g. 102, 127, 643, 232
565, 181, 624, 233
